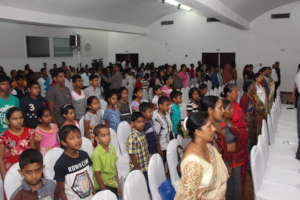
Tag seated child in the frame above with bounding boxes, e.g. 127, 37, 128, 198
0, 107, 39, 177
20, 81, 47, 129
61, 104, 80, 128
54, 125, 94, 200
153, 96, 172, 163
11, 149, 58, 200
103, 90, 121, 132
170, 90, 183, 137
127, 112, 150, 178
139, 102, 160, 155
35, 107, 59, 155
91, 124, 121, 197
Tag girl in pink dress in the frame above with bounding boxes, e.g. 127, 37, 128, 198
35, 107, 59, 155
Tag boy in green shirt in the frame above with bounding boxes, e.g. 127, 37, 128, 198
170, 90, 182, 137
91, 124, 121, 197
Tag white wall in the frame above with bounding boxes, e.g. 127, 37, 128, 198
0, 20, 108, 72
108, 2, 300, 92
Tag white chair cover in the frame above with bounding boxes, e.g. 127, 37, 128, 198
123, 170, 151, 200
79, 116, 84, 137
148, 154, 166, 200
0, 178, 3, 200
91, 190, 118, 200
117, 121, 131, 154
43, 147, 64, 180
110, 128, 121, 156
166, 139, 180, 187
81, 136, 94, 156
4, 163, 22, 200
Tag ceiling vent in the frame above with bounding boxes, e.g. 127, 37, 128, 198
207, 18, 220, 23
271, 13, 290, 19
161, 20, 174, 25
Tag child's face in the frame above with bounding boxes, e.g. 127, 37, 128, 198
155, 88, 162, 96
8, 111, 24, 129
89, 98, 101, 111
142, 108, 153, 120
55, 72, 65, 85
159, 101, 170, 113
192, 91, 200, 102
167, 77, 173, 86
40, 110, 52, 124
90, 78, 99, 87
95, 128, 111, 147
136, 90, 143, 99
0, 81, 11, 95
210, 100, 224, 121
63, 130, 82, 150
74, 78, 83, 89
19, 163, 43, 187
132, 117, 145, 132
173, 95, 183, 104
120, 89, 128, 100
29, 84, 41, 97
64, 109, 76, 121
108, 94, 118, 105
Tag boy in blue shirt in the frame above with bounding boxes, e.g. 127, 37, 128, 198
170, 90, 182, 137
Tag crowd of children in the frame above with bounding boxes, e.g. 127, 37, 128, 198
0, 61, 278, 200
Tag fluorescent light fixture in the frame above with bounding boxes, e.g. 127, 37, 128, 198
163, 0, 192, 11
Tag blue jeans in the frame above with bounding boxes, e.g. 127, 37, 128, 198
297, 97, 300, 141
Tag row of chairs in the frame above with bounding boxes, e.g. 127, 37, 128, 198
250, 95, 300, 200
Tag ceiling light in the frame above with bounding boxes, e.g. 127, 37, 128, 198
162, 0, 192, 11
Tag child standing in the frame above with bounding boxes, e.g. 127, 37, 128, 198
152, 85, 162, 109
199, 83, 208, 98
139, 103, 161, 155
118, 87, 132, 123
161, 75, 173, 99
131, 88, 143, 112
103, 90, 121, 132
127, 112, 150, 178
84, 96, 103, 139
71, 75, 86, 120
0, 107, 39, 177
61, 104, 80, 128
20, 81, 47, 129
35, 107, 59, 155
91, 125, 121, 197
186, 87, 200, 116
170, 90, 183, 137
153, 96, 172, 163
11, 149, 58, 200
54, 125, 94, 200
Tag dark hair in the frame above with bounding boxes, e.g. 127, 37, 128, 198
139, 102, 153, 113
186, 112, 209, 140
37, 107, 50, 120
132, 88, 142, 100
189, 87, 199, 99
0, 75, 10, 83
89, 74, 99, 81
222, 99, 231, 109
254, 72, 261, 81
243, 80, 254, 92
131, 112, 145, 122
87, 96, 99, 109
15, 75, 25, 81
158, 96, 170, 106
199, 96, 219, 112
93, 124, 109, 137
221, 83, 237, 98
27, 81, 39, 89
118, 87, 128, 98
105, 89, 118, 102
19, 149, 43, 169
163, 74, 172, 84
53, 68, 64, 77
153, 85, 161, 93
170, 90, 182, 101
59, 125, 81, 147
6, 107, 22, 120
61, 104, 75, 117
199, 83, 208, 90
72, 75, 82, 83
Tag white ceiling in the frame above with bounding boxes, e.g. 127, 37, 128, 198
0, 0, 299, 28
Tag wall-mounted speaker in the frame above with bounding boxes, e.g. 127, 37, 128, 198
70, 34, 80, 48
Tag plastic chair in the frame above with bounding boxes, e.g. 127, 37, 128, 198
43, 147, 64, 180
91, 190, 118, 200
166, 139, 180, 188
4, 163, 22, 200
123, 170, 151, 200
117, 121, 131, 154
79, 116, 85, 137
148, 154, 166, 200
81, 136, 94, 156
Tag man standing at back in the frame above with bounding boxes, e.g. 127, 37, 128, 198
101, 65, 122, 90
272, 61, 281, 92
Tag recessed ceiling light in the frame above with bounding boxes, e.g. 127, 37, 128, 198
163, 0, 192, 11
